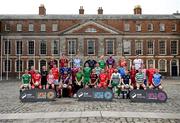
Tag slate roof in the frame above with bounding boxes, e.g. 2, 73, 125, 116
0, 14, 179, 20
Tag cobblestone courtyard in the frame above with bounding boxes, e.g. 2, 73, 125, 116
0, 79, 180, 123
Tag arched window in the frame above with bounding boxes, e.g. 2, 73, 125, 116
159, 59, 166, 72
172, 60, 177, 66
39, 60, 47, 70
4, 60, 11, 72
16, 60, 23, 72
28, 60, 34, 71
147, 59, 155, 69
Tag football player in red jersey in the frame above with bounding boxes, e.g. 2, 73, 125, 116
46, 70, 55, 89
118, 56, 127, 68
59, 53, 69, 68
31, 70, 42, 89
89, 69, 98, 88
28, 66, 35, 85
71, 64, 79, 94
51, 65, 60, 97
129, 65, 137, 88
48, 57, 57, 69
147, 64, 156, 86
98, 69, 108, 88
106, 65, 115, 85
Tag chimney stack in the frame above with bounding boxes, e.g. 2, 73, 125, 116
134, 5, 142, 15
98, 7, 103, 14
79, 6, 84, 15
39, 4, 46, 16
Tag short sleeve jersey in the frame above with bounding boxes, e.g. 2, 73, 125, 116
22, 74, 31, 84
33, 73, 41, 82
76, 72, 84, 81
135, 73, 144, 83
99, 73, 107, 83
133, 59, 143, 70
99, 60, 106, 69
122, 74, 131, 85
153, 73, 162, 86
51, 68, 59, 80
111, 73, 121, 83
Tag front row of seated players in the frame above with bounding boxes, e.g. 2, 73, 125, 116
20, 63, 163, 98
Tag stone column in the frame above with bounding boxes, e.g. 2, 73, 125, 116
98, 36, 104, 57
59, 36, 66, 55
116, 36, 123, 59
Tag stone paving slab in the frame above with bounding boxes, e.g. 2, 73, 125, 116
0, 80, 180, 123
0, 111, 180, 120
0, 117, 180, 123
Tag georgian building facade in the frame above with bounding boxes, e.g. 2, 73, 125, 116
0, 5, 180, 78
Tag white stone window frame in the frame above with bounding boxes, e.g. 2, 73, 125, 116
52, 24, 58, 32
146, 59, 155, 69
158, 59, 167, 72
147, 23, 153, 32
147, 40, 154, 55
39, 40, 47, 55
87, 39, 96, 55
160, 23, 165, 32
170, 40, 178, 55
158, 40, 167, 55
4, 23, 10, 31
124, 23, 130, 32
16, 23, 22, 32
105, 39, 115, 55
136, 23, 141, 32
27, 59, 35, 71
27, 40, 35, 55
51, 40, 60, 55
39, 59, 47, 71
170, 59, 179, 76
67, 39, 77, 55
4, 40, 11, 55
40, 24, 46, 32
3, 59, 12, 72
135, 40, 143, 55
16, 40, 23, 55
123, 39, 131, 55
15, 59, 23, 72
172, 23, 177, 32
28, 24, 34, 32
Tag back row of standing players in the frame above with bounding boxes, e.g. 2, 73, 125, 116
20, 54, 163, 97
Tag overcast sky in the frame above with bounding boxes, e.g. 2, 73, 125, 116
0, 0, 179, 15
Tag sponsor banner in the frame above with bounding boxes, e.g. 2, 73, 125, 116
130, 89, 167, 103
77, 88, 113, 101
20, 89, 56, 102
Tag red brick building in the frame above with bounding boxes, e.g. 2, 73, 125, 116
0, 5, 180, 78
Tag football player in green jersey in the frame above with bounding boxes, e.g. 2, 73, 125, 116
83, 63, 91, 88
98, 55, 106, 69
135, 69, 146, 90
20, 69, 31, 92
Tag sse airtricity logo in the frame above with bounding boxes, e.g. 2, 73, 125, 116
104, 92, 113, 100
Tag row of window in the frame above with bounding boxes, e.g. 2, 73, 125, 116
4, 23, 177, 32
3, 39, 179, 55
124, 23, 177, 32
123, 40, 178, 55
2, 59, 177, 72
5, 23, 58, 32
